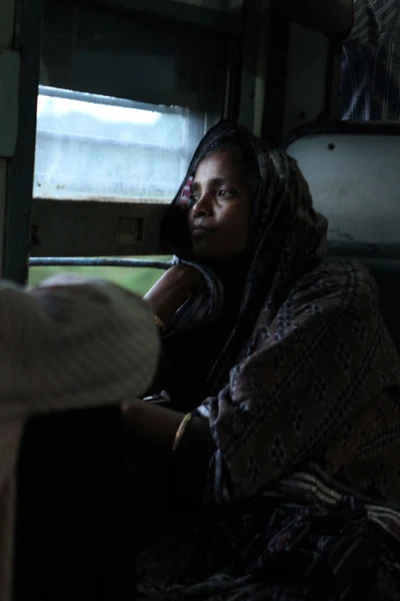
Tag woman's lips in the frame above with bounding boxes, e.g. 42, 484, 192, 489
191, 226, 214, 237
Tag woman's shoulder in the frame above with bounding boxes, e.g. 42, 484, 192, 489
289, 260, 379, 310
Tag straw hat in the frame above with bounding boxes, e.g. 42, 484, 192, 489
0, 273, 159, 418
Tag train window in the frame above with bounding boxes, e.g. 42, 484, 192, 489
34, 86, 205, 203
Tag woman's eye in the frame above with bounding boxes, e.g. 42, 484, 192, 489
189, 193, 199, 203
217, 188, 234, 198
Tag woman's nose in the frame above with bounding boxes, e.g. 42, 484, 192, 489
191, 193, 212, 218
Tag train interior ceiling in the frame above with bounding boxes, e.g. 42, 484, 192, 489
1, 0, 399, 346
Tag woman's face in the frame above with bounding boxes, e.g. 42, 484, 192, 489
187, 149, 252, 261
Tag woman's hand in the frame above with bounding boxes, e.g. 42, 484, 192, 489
144, 264, 202, 327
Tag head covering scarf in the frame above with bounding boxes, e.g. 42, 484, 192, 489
162, 121, 328, 389
161, 120, 400, 507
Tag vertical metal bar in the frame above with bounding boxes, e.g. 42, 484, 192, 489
282, 24, 329, 137
0, 163, 7, 279
3, 0, 41, 284
261, 3, 289, 145
325, 42, 342, 120
0, 0, 16, 278
0, 0, 15, 48
252, 1, 270, 137
239, 0, 261, 130
224, 37, 243, 122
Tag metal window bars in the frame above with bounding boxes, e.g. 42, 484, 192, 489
28, 257, 172, 269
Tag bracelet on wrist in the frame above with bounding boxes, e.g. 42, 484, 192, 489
172, 413, 193, 453
154, 314, 166, 332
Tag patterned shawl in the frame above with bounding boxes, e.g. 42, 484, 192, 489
162, 121, 400, 505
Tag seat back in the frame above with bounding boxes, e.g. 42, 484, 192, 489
285, 122, 400, 349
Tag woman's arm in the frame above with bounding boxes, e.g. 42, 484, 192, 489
122, 401, 215, 459
144, 264, 202, 328
129, 265, 212, 450
140, 264, 203, 397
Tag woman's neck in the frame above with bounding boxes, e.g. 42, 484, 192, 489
207, 258, 248, 310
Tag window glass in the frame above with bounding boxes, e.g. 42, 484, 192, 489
34, 86, 205, 203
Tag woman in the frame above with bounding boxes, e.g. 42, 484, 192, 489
123, 120, 400, 600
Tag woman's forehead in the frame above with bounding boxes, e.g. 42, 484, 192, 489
193, 149, 246, 184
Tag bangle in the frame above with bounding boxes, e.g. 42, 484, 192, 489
154, 314, 166, 332
172, 413, 193, 453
